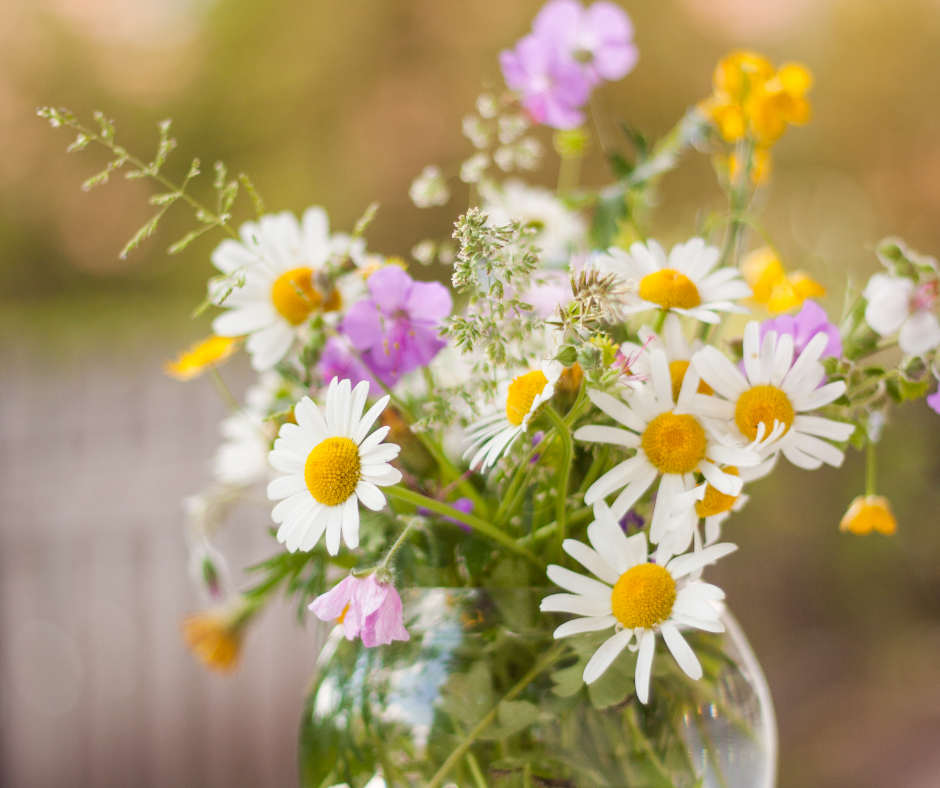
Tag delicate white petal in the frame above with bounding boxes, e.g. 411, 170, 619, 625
899, 309, 940, 356
267, 474, 307, 500
573, 425, 641, 448
698, 460, 743, 496
584, 628, 635, 685
324, 504, 344, 555
791, 380, 846, 412
671, 613, 725, 632
634, 630, 657, 703
539, 593, 613, 617
272, 491, 312, 523
357, 426, 392, 456
341, 495, 360, 550
359, 444, 401, 465
562, 540, 621, 585
792, 415, 855, 441
609, 465, 658, 521
586, 389, 646, 433
295, 397, 331, 446
680, 582, 725, 601
353, 395, 392, 445
770, 334, 794, 387
547, 565, 613, 598
355, 480, 387, 511
791, 432, 845, 467
667, 542, 737, 579
781, 444, 824, 469
743, 322, 762, 387
553, 615, 617, 639
661, 623, 702, 680
693, 348, 749, 400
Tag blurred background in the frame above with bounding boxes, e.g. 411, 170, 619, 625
2, 0, 940, 785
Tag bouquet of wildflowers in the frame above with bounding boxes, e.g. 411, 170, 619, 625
42, 1, 937, 784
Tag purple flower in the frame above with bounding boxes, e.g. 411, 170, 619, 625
309, 574, 409, 648
928, 388, 940, 415
418, 497, 475, 532
760, 300, 841, 360
341, 267, 452, 381
499, 35, 590, 130
532, 0, 638, 86
318, 336, 385, 398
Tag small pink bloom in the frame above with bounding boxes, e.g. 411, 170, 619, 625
309, 574, 409, 648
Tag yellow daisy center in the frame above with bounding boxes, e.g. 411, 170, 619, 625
638, 269, 701, 310
734, 385, 794, 441
642, 411, 707, 475
304, 436, 361, 506
611, 563, 677, 630
271, 267, 342, 325
696, 467, 739, 517
668, 360, 714, 403
506, 370, 549, 427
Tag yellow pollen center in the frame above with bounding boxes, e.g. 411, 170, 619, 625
638, 269, 701, 310
668, 360, 714, 403
304, 437, 361, 506
642, 411, 707, 475
611, 563, 677, 630
271, 267, 342, 325
506, 370, 549, 427
696, 467, 739, 517
735, 385, 794, 441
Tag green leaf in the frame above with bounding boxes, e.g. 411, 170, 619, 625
438, 660, 495, 731
590, 188, 627, 249
899, 377, 929, 401
478, 700, 540, 740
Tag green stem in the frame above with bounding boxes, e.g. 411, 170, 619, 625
650, 309, 667, 335
544, 406, 573, 562
625, 705, 672, 784
425, 644, 567, 788
384, 486, 542, 568
495, 430, 555, 525
866, 438, 877, 497
374, 519, 420, 579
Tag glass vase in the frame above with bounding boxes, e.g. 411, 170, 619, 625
300, 588, 777, 788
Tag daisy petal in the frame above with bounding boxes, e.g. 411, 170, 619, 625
553, 615, 617, 639
539, 593, 613, 617
584, 628, 635, 685
634, 630, 657, 703
562, 539, 621, 585
547, 565, 613, 598
661, 623, 702, 679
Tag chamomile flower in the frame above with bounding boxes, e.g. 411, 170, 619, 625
600, 238, 751, 324
267, 378, 402, 555
540, 502, 735, 703
210, 207, 364, 371
480, 180, 586, 266
692, 321, 855, 469
616, 314, 710, 399
464, 361, 562, 471
574, 348, 761, 548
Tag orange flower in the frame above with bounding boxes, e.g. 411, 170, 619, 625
839, 495, 897, 536
701, 51, 812, 148
181, 596, 257, 674
165, 335, 240, 381
740, 247, 825, 314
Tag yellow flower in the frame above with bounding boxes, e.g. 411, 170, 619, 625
702, 51, 812, 148
839, 495, 897, 536
726, 146, 772, 186
181, 596, 257, 674
740, 246, 825, 314
165, 335, 240, 381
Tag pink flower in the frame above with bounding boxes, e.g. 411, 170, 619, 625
928, 388, 940, 415
760, 300, 841, 360
532, 0, 639, 87
499, 35, 591, 129
341, 266, 452, 382
309, 574, 409, 647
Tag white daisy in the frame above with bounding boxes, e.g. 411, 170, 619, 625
213, 372, 287, 487
691, 321, 856, 469
481, 180, 586, 267
266, 378, 402, 555
464, 361, 562, 471
616, 313, 706, 395
210, 207, 365, 371
540, 502, 735, 703
599, 238, 751, 324
573, 348, 762, 552
863, 273, 940, 356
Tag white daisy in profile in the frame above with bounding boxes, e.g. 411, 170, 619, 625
691, 321, 855, 469
599, 238, 751, 324
615, 314, 709, 397
464, 361, 562, 471
267, 378, 402, 555
481, 180, 586, 266
213, 372, 287, 487
210, 207, 365, 371
574, 348, 761, 545
540, 502, 735, 703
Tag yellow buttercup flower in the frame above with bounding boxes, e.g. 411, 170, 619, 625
165, 335, 240, 381
840, 495, 897, 536
701, 51, 812, 149
740, 246, 825, 314
181, 596, 258, 674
